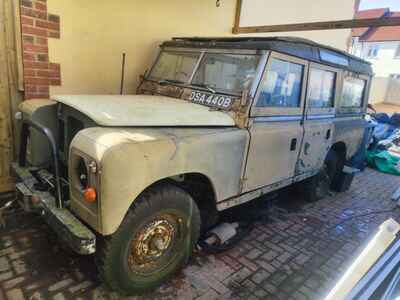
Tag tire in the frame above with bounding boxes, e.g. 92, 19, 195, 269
96, 183, 201, 295
301, 150, 340, 202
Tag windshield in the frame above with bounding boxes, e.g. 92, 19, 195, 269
148, 51, 200, 83
192, 53, 261, 94
148, 51, 261, 95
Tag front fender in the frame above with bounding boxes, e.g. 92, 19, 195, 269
71, 127, 248, 235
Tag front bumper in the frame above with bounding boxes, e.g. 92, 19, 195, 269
12, 163, 96, 255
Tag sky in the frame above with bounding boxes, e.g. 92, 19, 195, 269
359, 0, 400, 10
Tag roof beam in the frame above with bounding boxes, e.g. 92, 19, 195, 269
233, 16, 400, 34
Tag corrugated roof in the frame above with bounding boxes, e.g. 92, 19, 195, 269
352, 8, 389, 37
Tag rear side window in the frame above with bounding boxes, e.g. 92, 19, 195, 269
308, 68, 336, 108
341, 77, 366, 107
257, 58, 304, 107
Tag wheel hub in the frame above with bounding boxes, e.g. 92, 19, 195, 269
128, 215, 179, 274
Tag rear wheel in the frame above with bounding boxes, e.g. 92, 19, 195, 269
96, 183, 201, 295
301, 150, 341, 202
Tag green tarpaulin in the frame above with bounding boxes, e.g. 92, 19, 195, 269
366, 149, 400, 176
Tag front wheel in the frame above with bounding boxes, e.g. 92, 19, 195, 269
96, 183, 201, 295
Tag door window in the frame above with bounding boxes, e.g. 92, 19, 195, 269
256, 58, 304, 108
308, 68, 336, 108
341, 77, 366, 107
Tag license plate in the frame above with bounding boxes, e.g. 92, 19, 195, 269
187, 91, 234, 110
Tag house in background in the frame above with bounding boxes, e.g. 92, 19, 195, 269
349, 8, 400, 105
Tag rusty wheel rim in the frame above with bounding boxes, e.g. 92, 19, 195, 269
127, 213, 183, 275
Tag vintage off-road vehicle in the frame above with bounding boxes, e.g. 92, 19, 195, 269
13, 37, 372, 294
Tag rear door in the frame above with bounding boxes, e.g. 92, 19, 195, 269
296, 63, 339, 177
243, 52, 308, 192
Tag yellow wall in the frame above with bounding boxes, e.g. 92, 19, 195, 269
48, 0, 355, 95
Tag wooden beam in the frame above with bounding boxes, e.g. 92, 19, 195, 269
233, 0, 242, 34
234, 16, 400, 34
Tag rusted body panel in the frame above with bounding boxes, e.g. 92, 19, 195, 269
70, 127, 248, 235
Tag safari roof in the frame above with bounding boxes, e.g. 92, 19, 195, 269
162, 36, 373, 76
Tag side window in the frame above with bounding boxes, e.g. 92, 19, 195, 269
257, 58, 304, 108
308, 68, 336, 108
341, 77, 366, 107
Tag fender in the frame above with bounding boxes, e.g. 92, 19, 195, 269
70, 126, 248, 235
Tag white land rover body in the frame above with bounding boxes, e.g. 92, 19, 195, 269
13, 37, 373, 294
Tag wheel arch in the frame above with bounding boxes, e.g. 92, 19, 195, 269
330, 141, 347, 163
117, 172, 219, 235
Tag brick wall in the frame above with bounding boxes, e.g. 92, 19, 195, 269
20, 0, 61, 100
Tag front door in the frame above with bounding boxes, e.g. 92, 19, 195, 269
296, 63, 339, 177
243, 52, 308, 192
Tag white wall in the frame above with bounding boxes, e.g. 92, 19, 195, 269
369, 77, 390, 103
369, 77, 400, 105
240, 0, 355, 50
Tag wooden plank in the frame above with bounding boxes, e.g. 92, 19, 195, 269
12, 0, 23, 92
0, 0, 17, 193
234, 16, 400, 34
232, 0, 242, 34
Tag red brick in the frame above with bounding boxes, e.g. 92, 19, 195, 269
23, 69, 36, 76
49, 78, 61, 86
35, 37, 47, 45
36, 20, 59, 31
21, 0, 32, 8
47, 14, 59, 23
21, 16, 34, 26
24, 77, 49, 85
36, 70, 49, 78
37, 85, 49, 93
49, 70, 60, 78
25, 92, 49, 99
47, 30, 60, 39
22, 26, 47, 37
49, 63, 60, 71
20, 7, 47, 20
34, 1, 47, 11
24, 85, 37, 92
23, 61, 49, 70
36, 53, 48, 62
23, 53, 35, 61
22, 35, 34, 44
23, 44, 48, 53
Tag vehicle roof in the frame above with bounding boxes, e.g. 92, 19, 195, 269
162, 36, 373, 76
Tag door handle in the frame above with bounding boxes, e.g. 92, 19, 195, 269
326, 129, 331, 140
290, 138, 297, 151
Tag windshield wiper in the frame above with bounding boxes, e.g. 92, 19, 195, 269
158, 79, 185, 85
190, 83, 216, 94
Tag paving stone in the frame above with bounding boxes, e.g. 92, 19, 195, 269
2, 276, 25, 289
6, 288, 25, 300
0, 168, 398, 299
48, 278, 74, 292
251, 269, 270, 284
0, 257, 10, 273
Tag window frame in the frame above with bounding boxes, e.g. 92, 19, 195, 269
366, 44, 380, 59
336, 71, 370, 115
251, 51, 309, 117
306, 63, 339, 118
395, 44, 400, 59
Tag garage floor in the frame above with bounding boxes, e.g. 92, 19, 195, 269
0, 168, 399, 300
